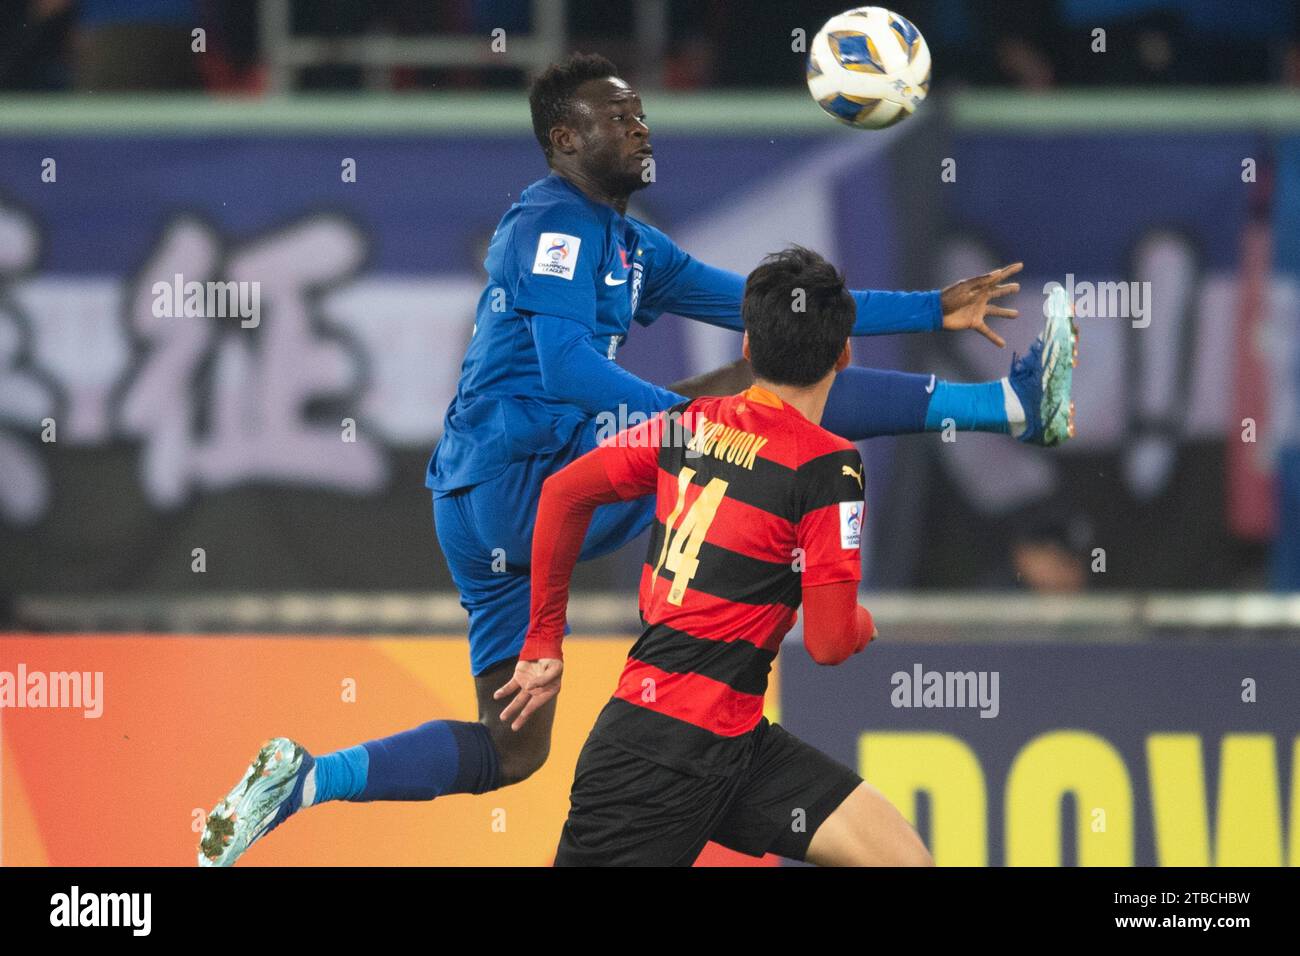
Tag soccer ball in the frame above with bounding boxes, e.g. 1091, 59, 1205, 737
806, 7, 931, 130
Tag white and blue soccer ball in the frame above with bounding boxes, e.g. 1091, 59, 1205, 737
806, 7, 931, 130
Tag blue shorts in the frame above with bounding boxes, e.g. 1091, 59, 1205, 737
433, 416, 656, 676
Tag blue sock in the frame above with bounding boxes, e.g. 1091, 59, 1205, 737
822, 367, 932, 440
311, 721, 502, 804
923, 381, 1010, 434
310, 745, 368, 803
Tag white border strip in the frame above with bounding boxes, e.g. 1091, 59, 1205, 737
12, 591, 1300, 633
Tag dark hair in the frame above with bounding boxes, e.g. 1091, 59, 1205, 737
743, 245, 854, 387
528, 52, 620, 161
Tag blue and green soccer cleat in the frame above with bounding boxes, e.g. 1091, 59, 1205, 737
1009, 286, 1078, 447
198, 737, 313, 867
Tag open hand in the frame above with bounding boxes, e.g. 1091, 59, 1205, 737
493, 658, 564, 731
939, 261, 1022, 348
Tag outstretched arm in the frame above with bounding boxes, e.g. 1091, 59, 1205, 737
495, 419, 663, 729
518, 445, 642, 662
635, 226, 1022, 343
526, 311, 684, 417
642, 254, 941, 336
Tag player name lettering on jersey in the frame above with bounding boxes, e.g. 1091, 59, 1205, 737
684, 415, 768, 470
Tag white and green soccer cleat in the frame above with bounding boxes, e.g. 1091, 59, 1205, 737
1009, 285, 1078, 447
198, 737, 313, 867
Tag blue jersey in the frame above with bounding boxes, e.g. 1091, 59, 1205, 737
427, 173, 941, 495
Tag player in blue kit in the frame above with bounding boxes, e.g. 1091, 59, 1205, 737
198, 53, 1076, 865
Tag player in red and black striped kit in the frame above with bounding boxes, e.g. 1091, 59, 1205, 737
496, 246, 933, 866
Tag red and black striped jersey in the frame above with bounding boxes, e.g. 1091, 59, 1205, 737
591, 384, 866, 772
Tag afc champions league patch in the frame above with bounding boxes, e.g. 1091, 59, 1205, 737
533, 232, 581, 280
839, 500, 863, 550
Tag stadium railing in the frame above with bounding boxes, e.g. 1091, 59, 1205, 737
2, 90, 1300, 134
12, 591, 1300, 643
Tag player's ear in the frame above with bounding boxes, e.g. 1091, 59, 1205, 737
742, 331, 752, 362
550, 121, 579, 157
552, 102, 596, 158
834, 339, 852, 372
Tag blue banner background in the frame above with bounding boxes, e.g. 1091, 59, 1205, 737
780, 638, 1299, 866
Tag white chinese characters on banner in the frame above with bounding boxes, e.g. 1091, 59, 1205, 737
0, 207, 476, 524
0, 205, 54, 525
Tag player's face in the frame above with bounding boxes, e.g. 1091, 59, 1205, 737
570, 77, 653, 196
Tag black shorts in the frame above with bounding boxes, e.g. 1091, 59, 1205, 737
554, 718, 862, 866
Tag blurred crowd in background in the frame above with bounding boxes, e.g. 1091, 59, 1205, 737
2, 0, 1299, 94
